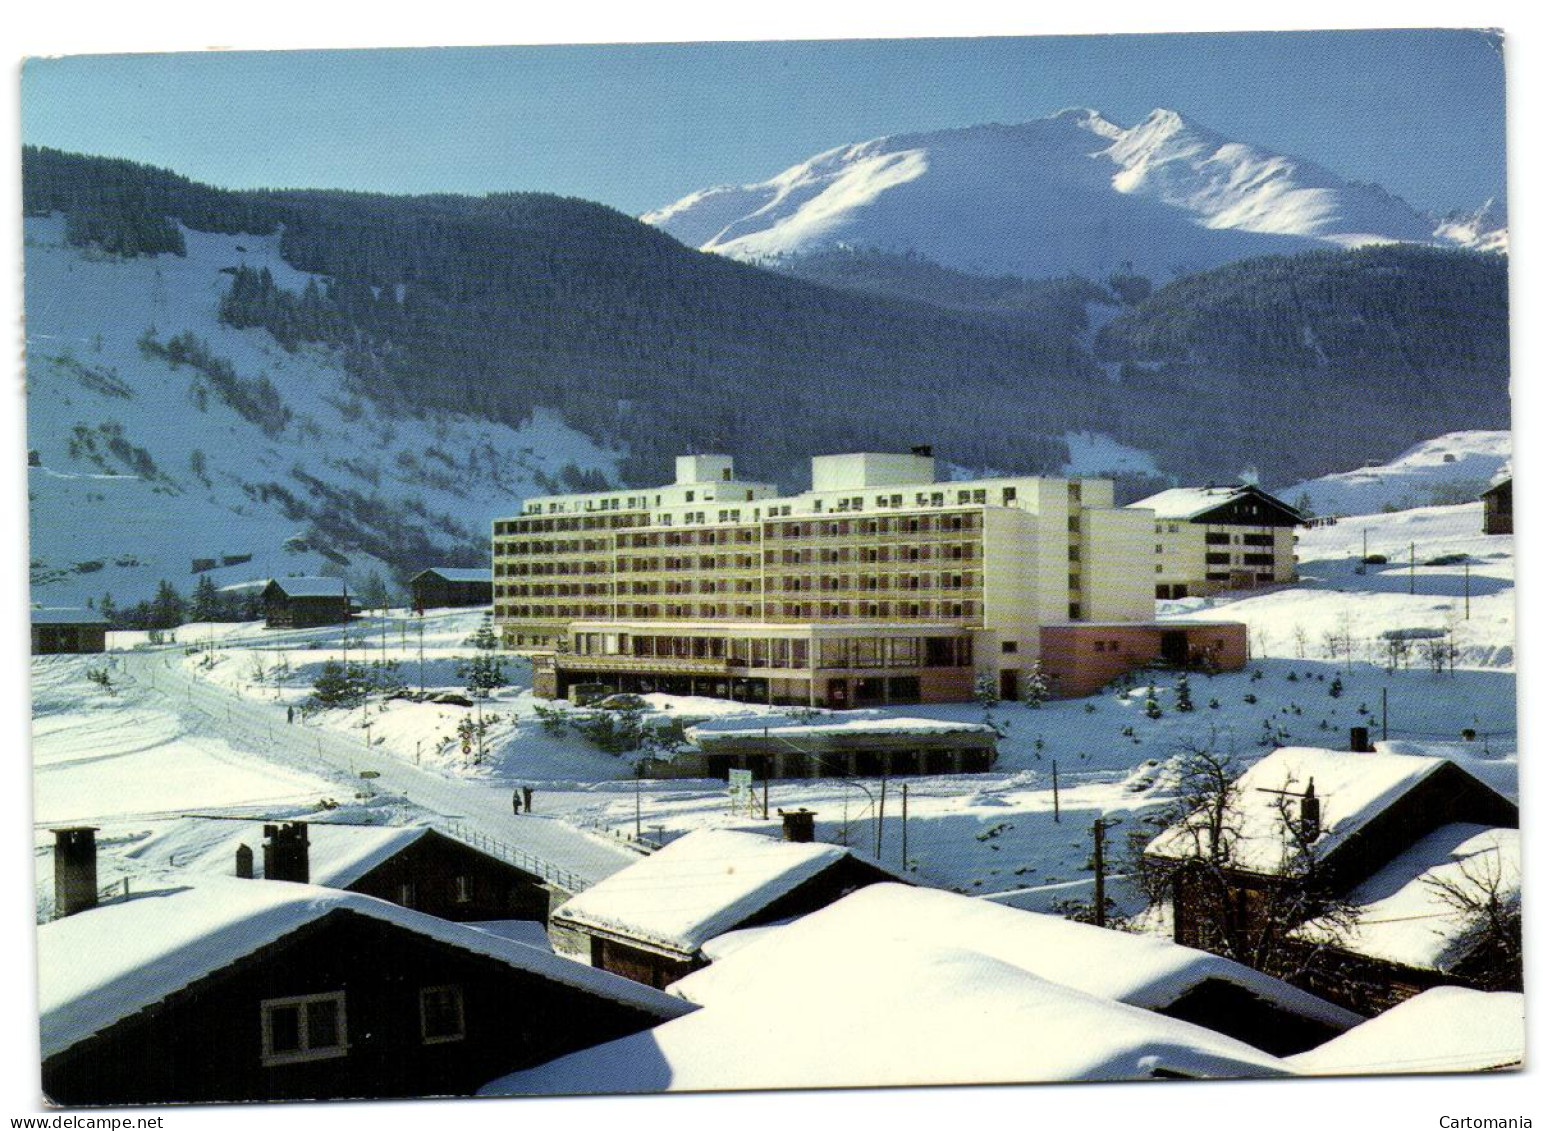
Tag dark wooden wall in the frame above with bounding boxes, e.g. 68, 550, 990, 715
346, 831, 550, 924
43, 909, 669, 1105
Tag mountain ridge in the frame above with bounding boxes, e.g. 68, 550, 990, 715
644, 107, 1504, 277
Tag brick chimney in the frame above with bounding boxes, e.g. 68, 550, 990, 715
262, 822, 310, 883
778, 808, 817, 843
52, 827, 99, 918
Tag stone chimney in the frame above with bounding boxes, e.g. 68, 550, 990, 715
235, 843, 255, 879
262, 822, 310, 883
52, 827, 99, 918
1349, 726, 1374, 753
778, 808, 817, 844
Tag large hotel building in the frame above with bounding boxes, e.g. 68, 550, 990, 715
492, 450, 1246, 706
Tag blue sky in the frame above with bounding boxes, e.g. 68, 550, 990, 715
21, 29, 1506, 216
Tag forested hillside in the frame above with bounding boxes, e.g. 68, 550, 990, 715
24, 147, 1509, 490
1092, 246, 1510, 482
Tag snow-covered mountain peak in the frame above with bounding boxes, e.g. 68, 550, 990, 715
645, 106, 1499, 278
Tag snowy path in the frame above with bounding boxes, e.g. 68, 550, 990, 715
111, 650, 638, 890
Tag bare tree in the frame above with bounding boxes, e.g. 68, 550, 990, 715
1422, 852, 1522, 992
1138, 743, 1360, 980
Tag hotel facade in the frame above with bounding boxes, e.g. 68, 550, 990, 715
493, 451, 1238, 706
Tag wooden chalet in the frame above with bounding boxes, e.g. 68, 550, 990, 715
410, 567, 493, 610
31, 608, 110, 655
551, 825, 900, 988
1144, 745, 1518, 1000
263, 577, 358, 629
155, 819, 552, 924
1482, 477, 1512, 535
37, 875, 692, 1105
1287, 824, 1520, 1014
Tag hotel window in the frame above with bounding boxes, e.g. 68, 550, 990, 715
1002, 487, 1017, 503
261, 992, 348, 1066
420, 985, 466, 1045
1001, 641, 1018, 654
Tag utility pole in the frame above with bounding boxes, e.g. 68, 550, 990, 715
901, 783, 909, 871
1052, 759, 1060, 823
1362, 527, 1368, 563
418, 614, 425, 696
1465, 563, 1472, 620
342, 580, 350, 670
762, 777, 769, 822
635, 765, 643, 840
1092, 817, 1107, 928
1382, 687, 1389, 743
1409, 542, 1416, 595
876, 775, 887, 860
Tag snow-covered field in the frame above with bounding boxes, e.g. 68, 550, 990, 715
1282, 431, 1509, 517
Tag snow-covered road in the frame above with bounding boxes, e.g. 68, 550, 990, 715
108, 649, 638, 890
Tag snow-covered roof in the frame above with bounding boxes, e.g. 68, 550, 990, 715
1145, 746, 1453, 874
266, 576, 349, 598
413, 567, 492, 584
688, 712, 997, 744
552, 829, 855, 956
479, 933, 1291, 1094
671, 884, 1359, 1030
125, 819, 435, 890
1131, 484, 1302, 523
37, 877, 691, 1060
465, 919, 553, 952
1287, 988, 1523, 1075
1295, 824, 1520, 971
31, 608, 111, 626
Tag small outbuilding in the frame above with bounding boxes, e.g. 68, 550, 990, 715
263, 577, 358, 629
1038, 620, 1249, 698
37, 876, 692, 1105
31, 609, 111, 655
551, 827, 899, 988
1481, 477, 1512, 535
410, 568, 493, 611
679, 712, 999, 779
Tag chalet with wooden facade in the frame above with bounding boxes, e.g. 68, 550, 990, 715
31, 608, 110, 655
1129, 485, 1303, 599
1144, 745, 1518, 1008
1288, 823, 1520, 1014
485, 883, 1310, 1093
551, 826, 898, 988
410, 567, 493, 611
38, 875, 692, 1105
1481, 477, 1513, 535
148, 819, 551, 924
263, 577, 358, 629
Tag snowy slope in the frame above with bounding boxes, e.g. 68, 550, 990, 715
645, 108, 1490, 279
1434, 199, 1509, 255
23, 215, 622, 607
1282, 431, 1510, 516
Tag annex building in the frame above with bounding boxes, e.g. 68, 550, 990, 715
1128, 484, 1302, 599
493, 450, 1190, 706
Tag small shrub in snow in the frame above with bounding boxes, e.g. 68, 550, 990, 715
1328, 676, 1344, 698
1174, 673, 1194, 713
1208, 698, 1221, 710
1143, 687, 1162, 719
1243, 693, 1258, 705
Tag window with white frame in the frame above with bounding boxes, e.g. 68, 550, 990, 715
420, 985, 466, 1044
260, 991, 348, 1066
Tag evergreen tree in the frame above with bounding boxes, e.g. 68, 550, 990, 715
1175, 672, 1195, 713
1144, 685, 1163, 720
98, 592, 117, 626
359, 570, 391, 610
1023, 660, 1049, 709
148, 579, 186, 630
189, 574, 222, 622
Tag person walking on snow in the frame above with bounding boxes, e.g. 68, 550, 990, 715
287, 705, 294, 725
511, 791, 522, 815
